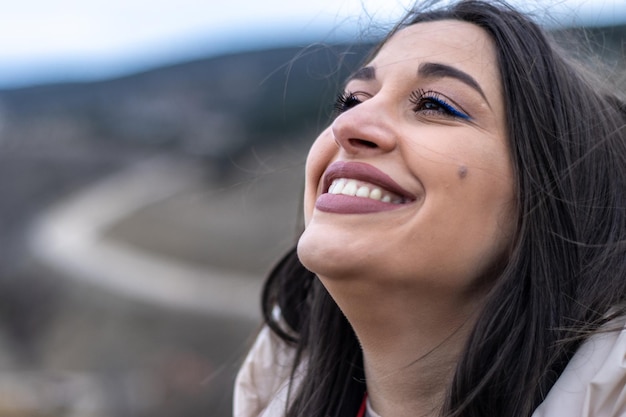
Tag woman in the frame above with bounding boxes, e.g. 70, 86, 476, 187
235, 1, 626, 416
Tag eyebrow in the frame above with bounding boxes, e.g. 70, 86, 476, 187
349, 63, 490, 106
351, 66, 376, 81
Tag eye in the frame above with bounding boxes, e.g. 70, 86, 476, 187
409, 89, 471, 120
333, 91, 363, 115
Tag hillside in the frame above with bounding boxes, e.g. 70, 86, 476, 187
0, 43, 371, 173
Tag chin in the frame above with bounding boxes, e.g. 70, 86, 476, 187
297, 226, 373, 280
297, 228, 336, 277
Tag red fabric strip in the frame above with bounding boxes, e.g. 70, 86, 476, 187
356, 393, 368, 417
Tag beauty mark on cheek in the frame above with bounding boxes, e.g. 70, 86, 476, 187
458, 165, 469, 179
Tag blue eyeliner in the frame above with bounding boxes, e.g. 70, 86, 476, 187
431, 97, 471, 120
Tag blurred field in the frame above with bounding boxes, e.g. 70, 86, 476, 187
0, 145, 309, 416
0, 43, 350, 416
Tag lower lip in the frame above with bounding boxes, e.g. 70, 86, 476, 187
315, 194, 407, 214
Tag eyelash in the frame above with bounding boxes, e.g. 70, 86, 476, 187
409, 89, 470, 120
333, 89, 470, 120
333, 92, 362, 114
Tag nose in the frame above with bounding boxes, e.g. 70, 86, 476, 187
331, 98, 398, 155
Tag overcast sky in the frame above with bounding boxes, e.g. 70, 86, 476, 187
0, 0, 624, 88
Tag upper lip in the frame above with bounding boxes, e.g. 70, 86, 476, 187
322, 161, 417, 201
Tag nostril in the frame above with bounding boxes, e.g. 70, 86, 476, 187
349, 138, 378, 148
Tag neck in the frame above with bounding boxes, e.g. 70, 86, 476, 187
362, 327, 461, 417
321, 277, 484, 417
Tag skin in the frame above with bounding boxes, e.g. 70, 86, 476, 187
297, 20, 516, 417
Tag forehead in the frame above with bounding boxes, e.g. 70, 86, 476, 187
370, 20, 500, 85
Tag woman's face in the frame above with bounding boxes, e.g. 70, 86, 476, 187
298, 20, 516, 295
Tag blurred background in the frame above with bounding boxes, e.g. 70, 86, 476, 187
0, 0, 623, 416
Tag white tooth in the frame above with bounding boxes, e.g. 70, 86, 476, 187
331, 179, 346, 194
369, 188, 382, 201
356, 186, 370, 197
328, 178, 405, 203
341, 180, 358, 196
328, 180, 338, 194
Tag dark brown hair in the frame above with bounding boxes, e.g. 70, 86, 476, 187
262, 1, 626, 416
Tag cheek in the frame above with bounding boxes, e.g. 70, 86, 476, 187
454, 169, 516, 277
303, 129, 336, 225
417, 158, 516, 283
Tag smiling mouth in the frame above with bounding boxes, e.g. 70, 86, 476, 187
328, 178, 409, 204
315, 161, 416, 214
